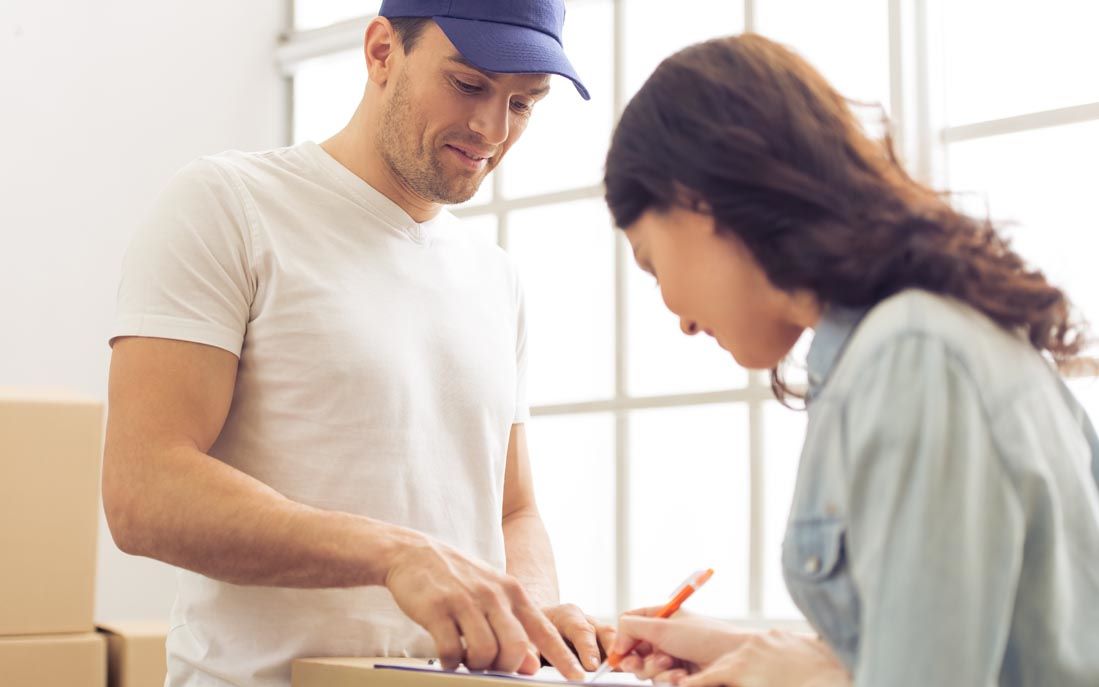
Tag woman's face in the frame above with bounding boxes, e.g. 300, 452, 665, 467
624, 205, 817, 369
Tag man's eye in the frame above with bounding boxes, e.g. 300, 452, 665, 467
511, 100, 532, 114
454, 79, 481, 94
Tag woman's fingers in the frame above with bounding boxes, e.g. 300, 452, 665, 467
681, 655, 743, 687
619, 654, 644, 675
652, 668, 690, 685
639, 653, 677, 679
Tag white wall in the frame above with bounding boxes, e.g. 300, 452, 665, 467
0, 0, 287, 621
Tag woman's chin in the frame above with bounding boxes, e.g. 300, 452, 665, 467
725, 343, 783, 371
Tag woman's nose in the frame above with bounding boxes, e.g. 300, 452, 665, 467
680, 318, 700, 336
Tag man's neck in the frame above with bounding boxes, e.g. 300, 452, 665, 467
320, 125, 441, 224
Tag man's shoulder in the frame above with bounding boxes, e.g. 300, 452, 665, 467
189, 144, 312, 186
158, 147, 293, 196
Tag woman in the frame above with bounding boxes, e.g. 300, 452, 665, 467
603, 34, 1099, 687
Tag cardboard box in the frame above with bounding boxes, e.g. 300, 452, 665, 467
0, 389, 103, 636
97, 621, 169, 687
0, 632, 107, 687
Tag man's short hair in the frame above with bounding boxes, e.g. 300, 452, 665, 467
390, 16, 433, 53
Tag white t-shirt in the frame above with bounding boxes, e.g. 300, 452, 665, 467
112, 142, 529, 687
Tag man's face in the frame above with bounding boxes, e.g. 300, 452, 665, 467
377, 22, 551, 205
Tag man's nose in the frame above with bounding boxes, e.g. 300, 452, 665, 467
468, 101, 509, 146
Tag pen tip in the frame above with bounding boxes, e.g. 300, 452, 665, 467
588, 662, 611, 683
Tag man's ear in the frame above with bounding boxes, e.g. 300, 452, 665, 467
364, 16, 399, 87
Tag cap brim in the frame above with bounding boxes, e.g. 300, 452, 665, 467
433, 16, 590, 101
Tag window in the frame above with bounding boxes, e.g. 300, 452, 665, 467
292, 50, 366, 144
292, 1, 380, 31
278, 0, 1097, 622
628, 404, 750, 616
282, 0, 778, 621
525, 413, 617, 618
508, 199, 616, 406
936, 1, 1099, 422
941, 0, 1099, 126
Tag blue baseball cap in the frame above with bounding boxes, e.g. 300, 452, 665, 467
378, 0, 590, 100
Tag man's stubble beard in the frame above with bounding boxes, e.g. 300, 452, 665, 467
377, 70, 486, 205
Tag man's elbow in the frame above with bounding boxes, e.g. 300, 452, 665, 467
501, 502, 542, 525
101, 450, 149, 556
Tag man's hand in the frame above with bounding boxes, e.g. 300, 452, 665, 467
543, 604, 617, 671
385, 535, 585, 680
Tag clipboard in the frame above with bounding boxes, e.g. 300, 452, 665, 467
291, 657, 651, 687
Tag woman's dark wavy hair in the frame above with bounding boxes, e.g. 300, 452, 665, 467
604, 34, 1089, 403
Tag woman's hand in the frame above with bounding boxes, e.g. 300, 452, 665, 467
611, 607, 755, 683
681, 630, 850, 687
612, 608, 849, 687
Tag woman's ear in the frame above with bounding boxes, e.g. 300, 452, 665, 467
689, 197, 712, 214
788, 289, 822, 330
671, 183, 712, 215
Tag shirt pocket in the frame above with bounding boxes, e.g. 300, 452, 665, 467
782, 517, 860, 655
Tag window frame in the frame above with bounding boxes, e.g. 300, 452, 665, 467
276, 0, 835, 624
278, 0, 1099, 623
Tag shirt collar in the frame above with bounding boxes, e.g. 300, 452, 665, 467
806, 304, 870, 401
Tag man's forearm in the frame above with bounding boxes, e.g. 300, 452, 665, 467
502, 506, 560, 609
104, 442, 422, 588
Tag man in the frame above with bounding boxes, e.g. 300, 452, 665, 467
103, 2, 612, 685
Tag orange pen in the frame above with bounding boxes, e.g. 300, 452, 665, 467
588, 568, 715, 682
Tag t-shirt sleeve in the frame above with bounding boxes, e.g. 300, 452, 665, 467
513, 272, 531, 424
111, 158, 256, 357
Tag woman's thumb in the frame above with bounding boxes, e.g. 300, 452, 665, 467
612, 616, 672, 655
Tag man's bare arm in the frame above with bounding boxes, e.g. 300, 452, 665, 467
103, 336, 414, 587
501, 423, 560, 608
103, 336, 583, 677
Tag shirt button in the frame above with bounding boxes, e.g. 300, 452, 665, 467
804, 555, 822, 574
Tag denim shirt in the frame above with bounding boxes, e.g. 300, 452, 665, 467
783, 289, 1099, 686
